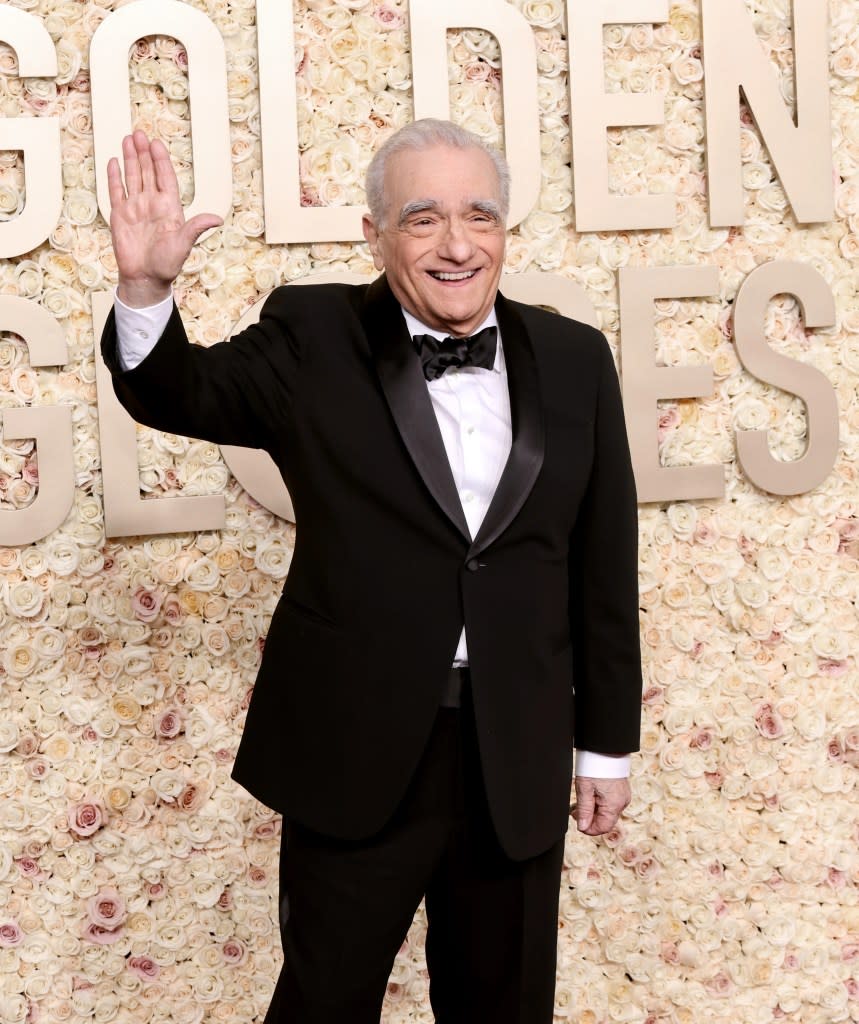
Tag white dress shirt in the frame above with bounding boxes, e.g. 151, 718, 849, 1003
113, 292, 630, 778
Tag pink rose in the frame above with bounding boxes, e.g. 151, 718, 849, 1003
177, 783, 208, 813
819, 659, 848, 677
131, 586, 163, 623
68, 800, 105, 837
16, 733, 39, 757
128, 956, 160, 980
78, 627, 103, 647
657, 405, 680, 442
155, 708, 183, 739
247, 867, 267, 888
755, 704, 785, 739
221, 938, 246, 965
162, 595, 184, 625
827, 738, 843, 761
0, 921, 22, 946
706, 971, 733, 996
83, 922, 124, 945
463, 61, 492, 83
373, 4, 404, 29
87, 887, 126, 929
660, 942, 679, 964
689, 729, 713, 750
16, 858, 40, 878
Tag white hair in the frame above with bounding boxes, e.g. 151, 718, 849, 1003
365, 118, 511, 227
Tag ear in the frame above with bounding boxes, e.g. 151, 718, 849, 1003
362, 214, 385, 271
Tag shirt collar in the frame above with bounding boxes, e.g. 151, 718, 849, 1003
401, 307, 503, 374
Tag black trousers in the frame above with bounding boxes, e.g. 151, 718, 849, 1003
263, 698, 566, 1023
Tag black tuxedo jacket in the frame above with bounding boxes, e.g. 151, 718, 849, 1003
103, 275, 641, 860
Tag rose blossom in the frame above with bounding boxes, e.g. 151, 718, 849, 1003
0, 921, 23, 947
155, 708, 184, 739
87, 887, 126, 930
83, 923, 124, 945
373, 4, 404, 29
147, 882, 167, 901
131, 586, 163, 623
67, 800, 105, 838
128, 956, 160, 981
755, 704, 786, 739
221, 938, 247, 965
16, 857, 41, 878
177, 783, 208, 813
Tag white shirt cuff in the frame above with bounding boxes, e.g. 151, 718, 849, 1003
113, 289, 174, 371
575, 750, 631, 778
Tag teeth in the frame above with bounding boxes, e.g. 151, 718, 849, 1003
431, 271, 476, 281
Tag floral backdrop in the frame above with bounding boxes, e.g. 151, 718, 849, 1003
0, 0, 857, 1022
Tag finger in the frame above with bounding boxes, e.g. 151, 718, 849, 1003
122, 133, 142, 195
107, 157, 127, 207
134, 131, 157, 193
586, 802, 620, 836
181, 213, 224, 249
574, 781, 595, 833
150, 138, 180, 198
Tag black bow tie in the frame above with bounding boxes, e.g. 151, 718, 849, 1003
413, 326, 498, 381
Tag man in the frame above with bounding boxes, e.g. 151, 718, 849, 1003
103, 119, 642, 1023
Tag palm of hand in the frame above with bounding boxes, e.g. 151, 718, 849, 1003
107, 130, 222, 306
111, 189, 191, 288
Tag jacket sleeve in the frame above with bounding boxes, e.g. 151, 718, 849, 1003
568, 331, 642, 755
100, 288, 302, 452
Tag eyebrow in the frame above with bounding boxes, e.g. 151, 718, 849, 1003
397, 198, 502, 225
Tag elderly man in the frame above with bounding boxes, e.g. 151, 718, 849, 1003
103, 119, 642, 1023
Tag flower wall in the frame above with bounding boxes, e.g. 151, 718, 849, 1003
0, 1, 857, 1022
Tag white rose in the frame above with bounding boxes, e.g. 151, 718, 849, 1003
0, 722, 19, 753
7, 582, 43, 618
254, 537, 292, 579
64, 188, 98, 226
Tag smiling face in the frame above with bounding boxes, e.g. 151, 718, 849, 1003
362, 144, 506, 338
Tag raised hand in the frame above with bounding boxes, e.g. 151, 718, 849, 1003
107, 130, 223, 308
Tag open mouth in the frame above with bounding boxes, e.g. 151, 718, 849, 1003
428, 270, 478, 282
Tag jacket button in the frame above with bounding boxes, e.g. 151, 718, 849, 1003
466, 558, 480, 572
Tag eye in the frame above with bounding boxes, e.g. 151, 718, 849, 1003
405, 216, 438, 234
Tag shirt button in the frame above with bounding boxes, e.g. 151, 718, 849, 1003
466, 558, 480, 572
462, 492, 474, 504
465, 424, 475, 435
134, 329, 149, 340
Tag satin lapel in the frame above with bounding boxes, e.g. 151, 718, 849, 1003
470, 293, 545, 557
361, 276, 471, 541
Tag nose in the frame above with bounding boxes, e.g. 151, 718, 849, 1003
437, 218, 474, 263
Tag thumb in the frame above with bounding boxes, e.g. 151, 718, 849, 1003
182, 213, 223, 249
575, 779, 596, 833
